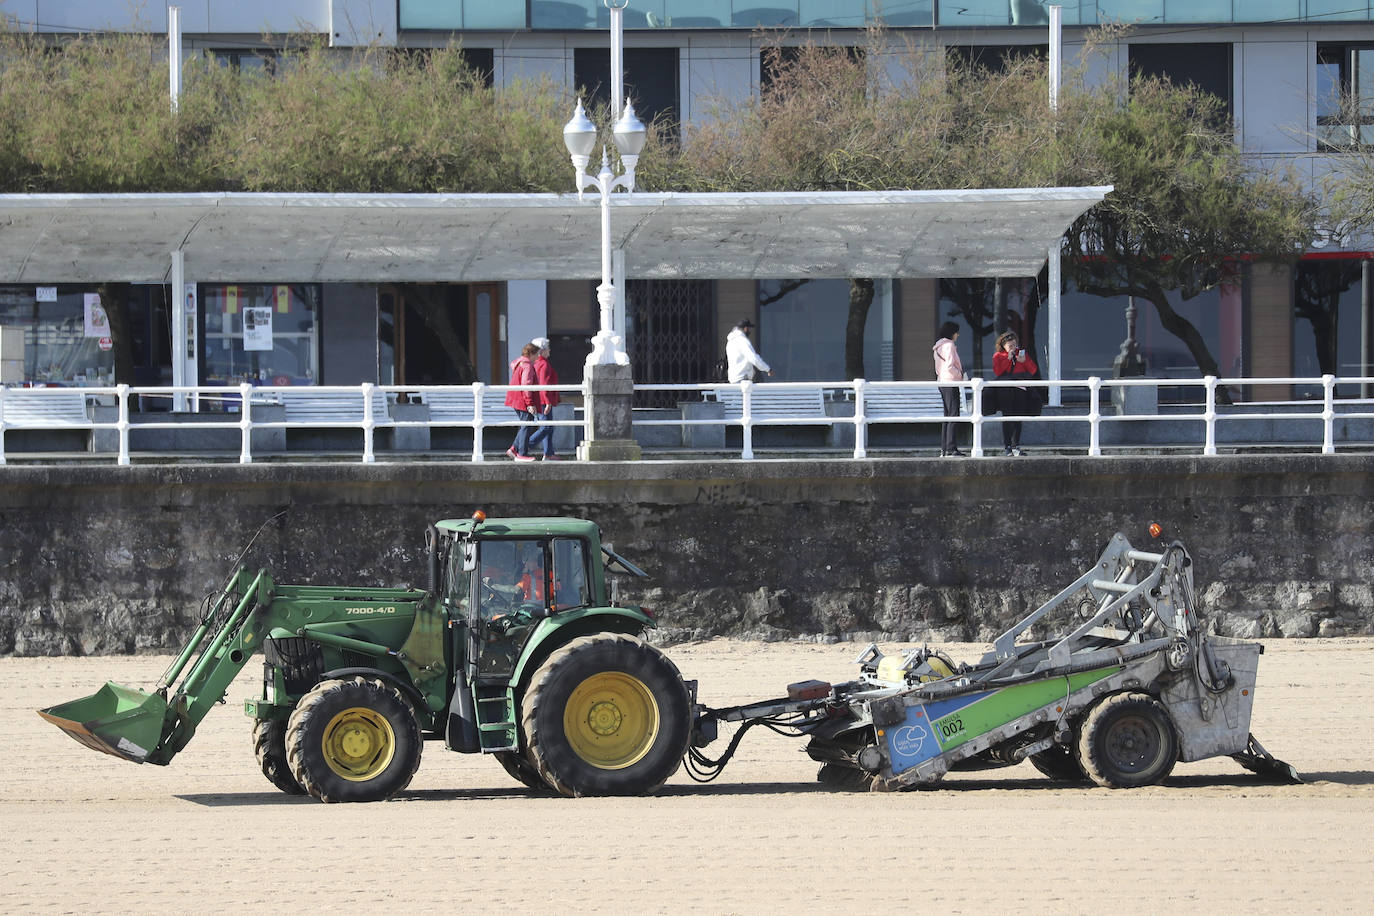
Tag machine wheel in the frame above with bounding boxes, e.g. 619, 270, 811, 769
1076, 692, 1178, 789
493, 750, 552, 792
252, 718, 306, 795
816, 762, 873, 790
285, 676, 422, 803
1029, 743, 1088, 782
522, 634, 691, 797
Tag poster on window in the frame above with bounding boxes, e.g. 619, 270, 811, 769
83, 293, 108, 337
243, 306, 273, 351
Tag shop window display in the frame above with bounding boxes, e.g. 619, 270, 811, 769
0, 286, 116, 386
201, 284, 320, 403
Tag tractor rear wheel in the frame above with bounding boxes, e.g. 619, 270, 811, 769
285, 676, 422, 803
493, 750, 552, 792
1028, 742, 1087, 782
522, 634, 690, 797
253, 718, 306, 795
1076, 692, 1178, 789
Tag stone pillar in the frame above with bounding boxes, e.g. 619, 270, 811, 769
576, 362, 641, 461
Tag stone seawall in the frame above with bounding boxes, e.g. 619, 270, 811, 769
2, 455, 1370, 655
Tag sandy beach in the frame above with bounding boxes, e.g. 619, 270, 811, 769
3, 637, 1370, 915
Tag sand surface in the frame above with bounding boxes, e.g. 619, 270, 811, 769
3, 638, 1371, 915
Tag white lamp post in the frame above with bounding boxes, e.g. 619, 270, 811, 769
562, 0, 646, 369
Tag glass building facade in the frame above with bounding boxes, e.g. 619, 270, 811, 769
399, 0, 1373, 30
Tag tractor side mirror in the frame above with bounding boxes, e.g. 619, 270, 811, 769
462, 541, 477, 573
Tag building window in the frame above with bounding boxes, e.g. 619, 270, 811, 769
200, 284, 320, 392
1293, 257, 1364, 396
760, 45, 864, 96
757, 278, 892, 381
1129, 42, 1234, 120
0, 285, 116, 386
574, 46, 680, 143
946, 44, 1047, 73
938, 275, 1243, 403
206, 48, 279, 75
1317, 44, 1374, 149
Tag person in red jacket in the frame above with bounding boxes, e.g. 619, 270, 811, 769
526, 337, 562, 461
992, 330, 1040, 456
505, 342, 539, 461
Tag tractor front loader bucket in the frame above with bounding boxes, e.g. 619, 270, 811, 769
38, 682, 170, 765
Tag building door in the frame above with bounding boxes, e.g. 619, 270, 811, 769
380, 283, 504, 384
628, 279, 715, 407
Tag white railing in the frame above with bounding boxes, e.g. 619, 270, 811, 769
1, 375, 1372, 465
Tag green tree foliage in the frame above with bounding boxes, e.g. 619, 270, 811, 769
0, 31, 582, 193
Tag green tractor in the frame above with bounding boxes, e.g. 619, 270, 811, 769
40, 513, 693, 801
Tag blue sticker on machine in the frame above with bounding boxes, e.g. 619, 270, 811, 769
886, 691, 997, 775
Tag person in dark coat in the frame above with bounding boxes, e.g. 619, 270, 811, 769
992, 330, 1039, 456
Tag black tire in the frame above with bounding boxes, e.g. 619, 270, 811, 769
494, 750, 553, 792
817, 762, 873, 790
285, 676, 422, 803
1076, 692, 1178, 789
522, 634, 691, 797
1029, 742, 1088, 782
252, 718, 306, 795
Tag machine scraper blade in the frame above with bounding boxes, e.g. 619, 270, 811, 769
1230, 733, 1302, 784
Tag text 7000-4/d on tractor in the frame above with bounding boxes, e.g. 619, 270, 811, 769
40, 512, 694, 802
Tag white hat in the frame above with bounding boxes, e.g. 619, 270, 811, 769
531, 337, 551, 350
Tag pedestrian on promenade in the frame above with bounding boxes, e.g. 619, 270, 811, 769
526, 337, 562, 461
726, 319, 772, 383
505, 342, 539, 461
992, 330, 1039, 456
933, 320, 966, 457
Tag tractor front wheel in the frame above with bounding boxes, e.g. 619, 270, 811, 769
1076, 692, 1178, 789
523, 634, 690, 797
1028, 742, 1087, 782
285, 676, 422, 803
253, 718, 306, 795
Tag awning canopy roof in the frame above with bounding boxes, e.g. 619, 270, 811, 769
0, 187, 1110, 284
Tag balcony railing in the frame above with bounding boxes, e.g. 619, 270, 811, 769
1, 375, 1371, 466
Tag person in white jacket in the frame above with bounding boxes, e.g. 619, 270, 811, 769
932, 320, 965, 457
726, 319, 772, 383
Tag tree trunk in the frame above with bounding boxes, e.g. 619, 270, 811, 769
1140, 280, 1232, 403
845, 278, 874, 380
96, 282, 137, 386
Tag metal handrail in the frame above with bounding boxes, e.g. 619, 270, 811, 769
2, 375, 1373, 465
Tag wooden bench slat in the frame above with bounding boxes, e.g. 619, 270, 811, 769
712, 386, 827, 420
272, 391, 393, 425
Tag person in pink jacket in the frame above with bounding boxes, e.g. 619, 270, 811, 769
932, 321, 965, 457
505, 342, 539, 461
526, 337, 562, 461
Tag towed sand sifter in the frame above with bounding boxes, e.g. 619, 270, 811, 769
686, 528, 1300, 790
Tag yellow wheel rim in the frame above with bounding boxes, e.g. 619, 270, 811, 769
321, 706, 396, 782
564, 672, 660, 770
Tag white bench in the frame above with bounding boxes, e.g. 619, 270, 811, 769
0, 389, 91, 427
421, 387, 511, 426
860, 384, 962, 422
270, 390, 393, 427
711, 386, 827, 424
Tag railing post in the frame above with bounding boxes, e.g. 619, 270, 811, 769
1322, 374, 1336, 454
740, 380, 754, 460
472, 382, 486, 462
116, 384, 131, 466
1203, 375, 1218, 456
1087, 376, 1101, 457
238, 383, 253, 463
852, 378, 867, 460
361, 383, 377, 464
970, 378, 984, 457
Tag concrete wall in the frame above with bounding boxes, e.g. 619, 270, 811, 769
2, 456, 1370, 656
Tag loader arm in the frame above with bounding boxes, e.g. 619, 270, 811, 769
39, 567, 281, 766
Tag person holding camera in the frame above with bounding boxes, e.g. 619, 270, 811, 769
992, 330, 1039, 456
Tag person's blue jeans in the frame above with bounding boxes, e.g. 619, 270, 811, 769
528, 410, 555, 457
511, 409, 533, 455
